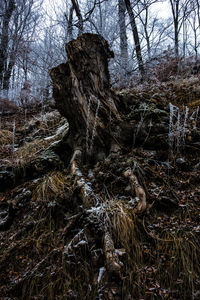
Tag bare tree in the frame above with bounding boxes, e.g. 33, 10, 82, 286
169, 0, 190, 57
64, 4, 75, 42
195, 0, 200, 30
0, 0, 15, 90
118, 0, 128, 80
136, 0, 163, 59
0, 0, 42, 92
124, 0, 145, 79
68, 6, 74, 40
71, 0, 84, 35
187, 1, 200, 61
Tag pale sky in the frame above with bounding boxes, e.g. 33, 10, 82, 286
43, 0, 171, 21
152, 1, 171, 18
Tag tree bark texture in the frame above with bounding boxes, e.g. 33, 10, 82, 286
50, 33, 125, 163
50, 33, 169, 166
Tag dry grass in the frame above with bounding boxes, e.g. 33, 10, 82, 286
13, 121, 68, 167
17, 172, 69, 298
140, 214, 200, 299
0, 129, 12, 145
94, 200, 136, 248
87, 199, 144, 271
1, 188, 199, 299
100, 199, 145, 290
172, 76, 200, 87
28, 111, 61, 133
15, 139, 51, 163
32, 171, 67, 203
23, 171, 92, 300
187, 99, 200, 108
155, 230, 200, 296
89, 199, 200, 298
168, 77, 200, 105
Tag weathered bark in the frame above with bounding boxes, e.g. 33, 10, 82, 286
50, 33, 124, 163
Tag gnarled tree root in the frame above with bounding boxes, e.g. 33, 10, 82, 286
124, 168, 147, 213
70, 148, 100, 207
104, 231, 122, 276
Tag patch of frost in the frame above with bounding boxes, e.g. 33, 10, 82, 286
97, 267, 105, 284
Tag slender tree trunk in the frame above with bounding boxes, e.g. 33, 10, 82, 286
174, 19, 179, 57
182, 17, 186, 58
124, 0, 145, 79
197, 0, 200, 30
67, 6, 74, 41
143, 6, 151, 59
98, 2, 103, 36
118, 0, 129, 81
195, 0, 200, 61
2, 47, 16, 90
3, 63, 14, 90
192, 18, 198, 61
0, 0, 15, 89
71, 0, 83, 35
169, 0, 180, 57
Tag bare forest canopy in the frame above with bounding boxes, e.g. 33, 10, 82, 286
1, 0, 200, 104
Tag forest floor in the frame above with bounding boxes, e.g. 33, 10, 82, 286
0, 76, 200, 300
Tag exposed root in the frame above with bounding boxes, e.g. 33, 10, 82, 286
62, 213, 83, 236
70, 148, 100, 207
124, 168, 146, 213
104, 231, 122, 276
63, 229, 87, 256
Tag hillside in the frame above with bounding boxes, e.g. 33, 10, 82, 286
0, 73, 200, 299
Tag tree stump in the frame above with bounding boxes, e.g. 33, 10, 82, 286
50, 33, 124, 163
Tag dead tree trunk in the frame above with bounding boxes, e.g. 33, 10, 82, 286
50, 33, 125, 164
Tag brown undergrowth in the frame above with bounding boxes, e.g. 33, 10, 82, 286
0, 79, 200, 299
1, 163, 199, 299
